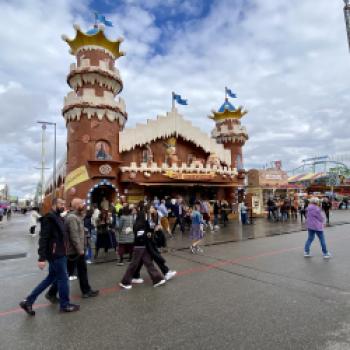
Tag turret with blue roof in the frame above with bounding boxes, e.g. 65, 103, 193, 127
210, 97, 247, 121
210, 88, 248, 171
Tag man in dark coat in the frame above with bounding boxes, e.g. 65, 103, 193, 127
322, 197, 331, 225
19, 198, 80, 315
171, 198, 185, 235
46, 198, 99, 299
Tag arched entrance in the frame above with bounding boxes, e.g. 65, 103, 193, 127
87, 179, 119, 210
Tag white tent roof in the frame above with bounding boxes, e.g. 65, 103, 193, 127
119, 108, 231, 165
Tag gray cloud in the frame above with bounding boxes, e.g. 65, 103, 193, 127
0, 0, 349, 198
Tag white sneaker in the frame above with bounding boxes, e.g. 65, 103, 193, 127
131, 278, 144, 284
119, 282, 132, 290
196, 246, 203, 253
323, 253, 332, 259
304, 252, 312, 258
153, 279, 166, 288
165, 270, 177, 281
69, 276, 78, 281
86, 260, 92, 264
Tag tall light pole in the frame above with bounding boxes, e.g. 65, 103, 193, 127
344, 0, 350, 50
37, 121, 57, 200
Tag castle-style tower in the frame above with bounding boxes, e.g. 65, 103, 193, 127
210, 99, 248, 170
62, 24, 127, 206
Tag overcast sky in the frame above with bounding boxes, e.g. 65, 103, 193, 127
0, 0, 349, 198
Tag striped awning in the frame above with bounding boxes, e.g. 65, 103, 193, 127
288, 174, 305, 182
288, 172, 327, 182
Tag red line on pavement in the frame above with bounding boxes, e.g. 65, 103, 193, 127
0, 303, 50, 317
0, 234, 347, 319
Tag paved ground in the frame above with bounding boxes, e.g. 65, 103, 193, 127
1, 212, 350, 349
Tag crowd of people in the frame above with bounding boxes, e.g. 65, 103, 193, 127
266, 196, 333, 225
22, 195, 231, 315
79, 196, 233, 262
19, 191, 339, 316
0, 206, 12, 223
19, 195, 235, 315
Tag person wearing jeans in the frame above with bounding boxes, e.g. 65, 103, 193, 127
19, 198, 79, 315
304, 197, 331, 259
47, 198, 99, 299
25, 256, 70, 309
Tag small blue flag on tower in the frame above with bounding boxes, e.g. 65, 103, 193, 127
95, 12, 113, 27
172, 92, 188, 105
225, 87, 237, 98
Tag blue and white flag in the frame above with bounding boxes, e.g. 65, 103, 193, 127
95, 12, 113, 27
225, 87, 237, 98
173, 93, 188, 105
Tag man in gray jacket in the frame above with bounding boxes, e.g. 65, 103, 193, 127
46, 198, 99, 300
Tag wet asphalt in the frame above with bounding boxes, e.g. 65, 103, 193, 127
1, 212, 350, 350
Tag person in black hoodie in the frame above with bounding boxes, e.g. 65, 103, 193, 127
119, 202, 165, 290
132, 206, 177, 283
19, 198, 80, 315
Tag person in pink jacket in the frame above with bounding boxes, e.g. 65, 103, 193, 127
304, 197, 331, 259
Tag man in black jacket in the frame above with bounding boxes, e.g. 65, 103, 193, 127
322, 197, 331, 225
46, 198, 99, 298
19, 198, 80, 315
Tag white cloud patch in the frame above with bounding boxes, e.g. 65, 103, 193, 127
0, 0, 349, 198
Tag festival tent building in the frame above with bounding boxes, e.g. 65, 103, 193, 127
43, 23, 249, 212
246, 162, 304, 216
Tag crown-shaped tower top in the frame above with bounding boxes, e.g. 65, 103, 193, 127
209, 98, 247, 121
62, 24, 125, 59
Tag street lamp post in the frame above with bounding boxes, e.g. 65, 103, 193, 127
37, 121, 57, 201
344, 0, 350, 50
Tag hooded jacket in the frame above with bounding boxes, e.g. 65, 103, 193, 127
306, 204, 324, 231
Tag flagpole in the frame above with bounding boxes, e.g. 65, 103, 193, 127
172, 91, 175, 110
225, 86, 227, 100
93, 11, 99, 29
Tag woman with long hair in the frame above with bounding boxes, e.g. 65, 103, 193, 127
95, 210, 112, 259
119, 203, 165, 289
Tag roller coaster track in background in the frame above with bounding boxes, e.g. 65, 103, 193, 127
287, 156, 350, 175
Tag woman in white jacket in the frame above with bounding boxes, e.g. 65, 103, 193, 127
29, 207, 41, 236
